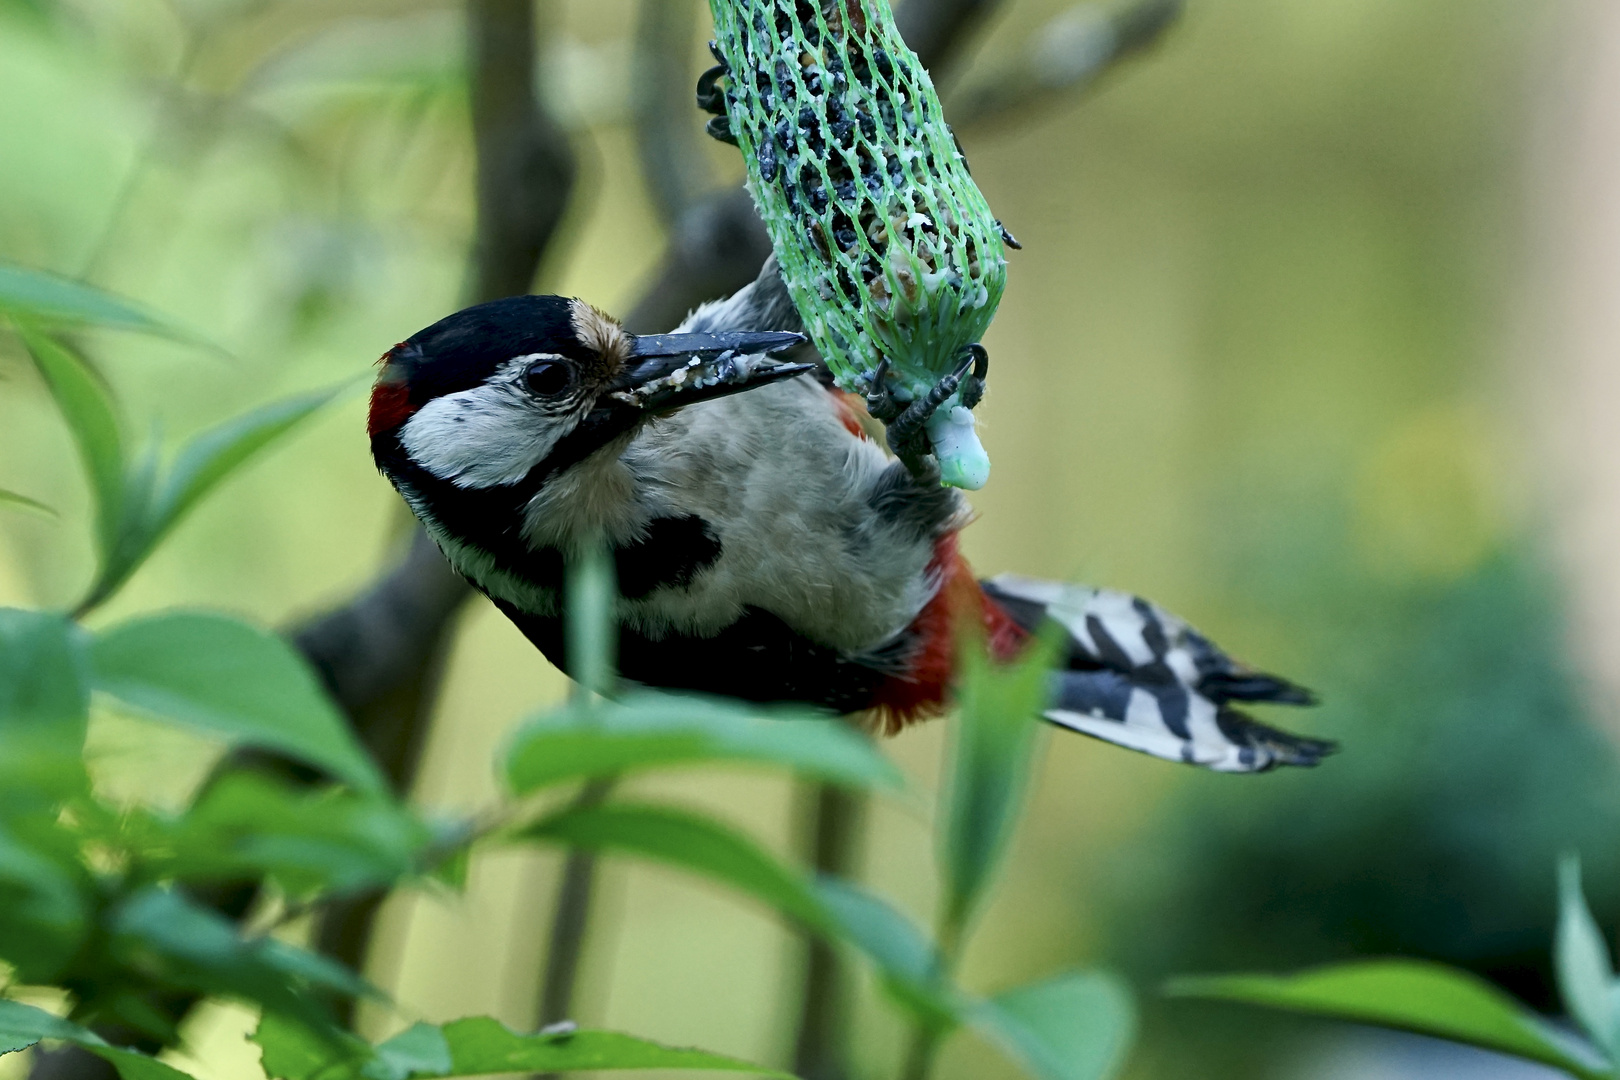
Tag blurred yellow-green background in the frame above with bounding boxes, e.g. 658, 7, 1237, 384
6, 0, 1620, 1076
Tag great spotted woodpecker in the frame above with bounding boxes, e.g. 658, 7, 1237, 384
369, 260, 1331, 773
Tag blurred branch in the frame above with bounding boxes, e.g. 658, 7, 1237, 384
791, 783, 867, 1080
298, 0, 579, 1017
533, 775, 616, 1080
632, 0, 712, 224
29, 5, 576, 1078
944, 0, 1183, 132
467, 0, 579, 304
622, 186, 772, 333
895, 0, 1006, 75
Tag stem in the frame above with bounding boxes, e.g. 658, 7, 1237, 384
565, 542, 616, 700
899, 910, 968, 1080
534, 543, 618, 1076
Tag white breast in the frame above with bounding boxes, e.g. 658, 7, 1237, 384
522, 376, 954, 653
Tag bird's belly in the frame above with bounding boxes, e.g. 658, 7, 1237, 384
490, 598, 885, 711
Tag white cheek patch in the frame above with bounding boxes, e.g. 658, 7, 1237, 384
400, 365, 572, 488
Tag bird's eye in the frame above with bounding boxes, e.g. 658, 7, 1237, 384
524, 359, 574, 398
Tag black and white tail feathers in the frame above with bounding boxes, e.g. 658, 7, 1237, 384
982, 574, 1333, 773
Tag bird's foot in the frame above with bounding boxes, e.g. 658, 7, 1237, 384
698, 42, 739, 145
864, 344, 989, 480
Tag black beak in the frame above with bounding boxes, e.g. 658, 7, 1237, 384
538, 330, 813, 482
610, 330, 812, 414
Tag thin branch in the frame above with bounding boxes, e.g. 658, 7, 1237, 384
632, 0, 714, 224
791, 782, 867, 1080
535, 777, 616, 1047
467, 0, 579, 305
622, 186, 773, 333
299, 0, 580, 1018
895, 0, 1007, 75
944, 0, 1183, 132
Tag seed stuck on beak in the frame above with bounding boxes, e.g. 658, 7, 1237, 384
611, 330, 812, 414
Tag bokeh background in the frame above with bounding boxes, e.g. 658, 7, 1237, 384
4, 0, 1620, 1077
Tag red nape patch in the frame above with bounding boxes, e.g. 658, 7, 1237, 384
367, 381, 417, 438
829, 389, 870, 439
866, 535, 1031, 735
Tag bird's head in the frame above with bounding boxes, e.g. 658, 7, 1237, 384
368, 294, 809, 493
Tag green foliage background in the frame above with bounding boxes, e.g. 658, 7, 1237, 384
0, 1, 1607, 1079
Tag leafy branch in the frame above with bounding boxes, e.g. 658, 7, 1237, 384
1170, 856, 1620, 1080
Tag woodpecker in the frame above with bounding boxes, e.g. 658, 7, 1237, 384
369, 261, 1332, 773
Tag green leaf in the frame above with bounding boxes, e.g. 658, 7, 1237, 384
14, 323, 125, 562
139, 387, 338, 570
1168, 960, 1611, 1080
253, 1014, 793, 1079
155, 773, 430, 897
0, 997, 89, 1052
84, 388, 341, 611
0, 823, 91, 982
431, 1016, 792, 1077
517, 803, 831, 932
811, 877, 959, 1031
504, 692, 900, 795
0, 607, 89, 741
940, 627, 1062, 929
252, 1013, 368, 1080
91, 611, 384, 793
1558, 856, 1619, 1057
0, 488, 56, 518
0, 263, 194, 340
366, 1024, 452, 1080
111, 888, 373, 1033
973, 971, 1136, 1080
0, 999, 197, 1080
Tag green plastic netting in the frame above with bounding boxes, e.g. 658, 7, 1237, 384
707, 0, 1007, 489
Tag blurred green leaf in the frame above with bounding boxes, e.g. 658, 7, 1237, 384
0, 998, 87, 1053
0, 608, 92, 810
154, 773, 431, 897
111, 887, 374, 1033
14, 323, 125, 564
0, 999, 196, 1080
812, 877, 958, 1031
0, 607, 88, 739
366, 1023, 452, 1080
1558, 856, 1619, 1057
1168, 960, 1610, 1080
254, 1013, 793, 1079
91, 611, 384, 793
409, 1016, 791, 1077
85, 387, 342, 612
0, 488, 56, 518
0, 264, 195, 340
253, 1013, 369, 1080
973, 971, 1136, 1080
141, 386, 338, 564
0, 823, 91, 982
517, 802, 831, 932
940, 627, 1062, 930
504, 692, 900, 794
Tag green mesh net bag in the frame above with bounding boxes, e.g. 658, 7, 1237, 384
703, 0, 1009, 489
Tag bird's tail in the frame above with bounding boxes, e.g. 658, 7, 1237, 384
981, 574, 1334, 773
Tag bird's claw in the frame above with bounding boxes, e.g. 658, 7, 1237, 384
864, 344, 989, 480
